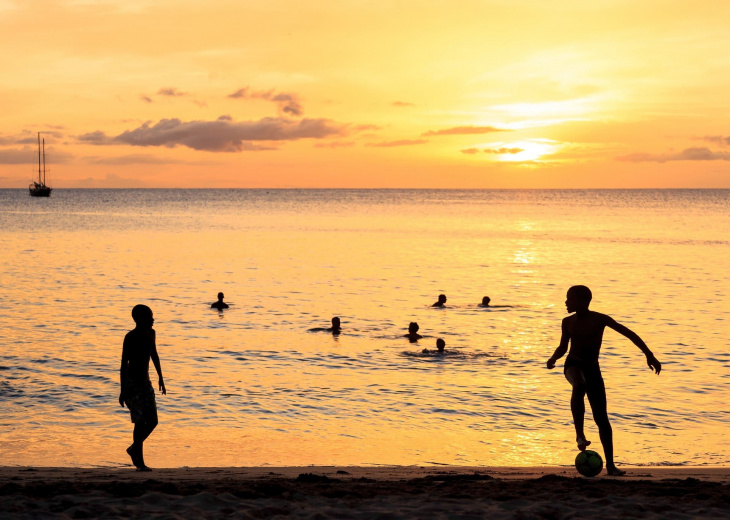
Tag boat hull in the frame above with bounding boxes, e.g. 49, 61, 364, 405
29, 184, 52, 197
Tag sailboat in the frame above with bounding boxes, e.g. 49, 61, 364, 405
29, 132, 52, 197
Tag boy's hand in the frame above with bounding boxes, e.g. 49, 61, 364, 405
646, 354, 662, 375
546, 358, 556, 369
119, 392, 125, 407
159, 379, 167, 395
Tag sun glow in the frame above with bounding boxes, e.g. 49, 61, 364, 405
485, 140, 560, 162
2, 1, 730, 187
490, 99, 595, 119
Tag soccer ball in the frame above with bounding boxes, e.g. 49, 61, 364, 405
575, 450, 603, 477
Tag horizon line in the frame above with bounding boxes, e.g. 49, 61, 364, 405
2, 187, 729, 191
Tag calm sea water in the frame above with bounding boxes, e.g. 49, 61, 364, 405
0, 189, 728, 468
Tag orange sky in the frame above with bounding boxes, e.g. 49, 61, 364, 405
2, 0, 730, 188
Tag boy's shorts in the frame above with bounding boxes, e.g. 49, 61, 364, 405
564, 357, 607, 405
124, 380, 158, 425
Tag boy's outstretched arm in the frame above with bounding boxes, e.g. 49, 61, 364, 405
606, 317, 662, 374
547, 318, 570, 369
150, 331, 167, 395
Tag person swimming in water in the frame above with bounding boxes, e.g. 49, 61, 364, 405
211, 292, 229, 310
546, 285, 661, 477
405, 322, 423, 342
327, 316, 342, 334
479, 296, 512, 308
308, 316, 342, 335
422, 338, 446, 354
432, 294, 447, 308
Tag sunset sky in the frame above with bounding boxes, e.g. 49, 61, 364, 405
2, 0, 730, 188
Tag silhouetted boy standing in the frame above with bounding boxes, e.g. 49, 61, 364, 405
119, 304, 166, 471
547, 285, 661, 476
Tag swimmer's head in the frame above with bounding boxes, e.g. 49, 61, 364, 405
131, 304, 154, 327
332, 316, 341, 328
436, 338, 446, 352
217, 292, 225, 301
438, 294, 447, 304
482, 296, 491, 306
408, 322, 419, 334
566, 285, 592, 313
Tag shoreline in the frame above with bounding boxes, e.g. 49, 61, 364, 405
2, 465, 730, 482
2, 466, 728, 518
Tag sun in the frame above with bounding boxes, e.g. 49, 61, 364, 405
489, 139, 559, 162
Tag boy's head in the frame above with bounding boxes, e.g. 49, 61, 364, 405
482, 296, 491, 305
438, 294, 447, 303
436, 338, 446, 352
217, 292, 225, 301
332, 316, 341, 328
566, 285, 592, 312
408, 322, 419, 334
132, 304, 154, 327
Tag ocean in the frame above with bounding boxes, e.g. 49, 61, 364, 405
0, 189, 728, 468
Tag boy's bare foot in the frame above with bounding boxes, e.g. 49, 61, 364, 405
606, 466, 626, 476
576, 436, 591, 451
136, 465, 152, 472
126, 445, 141, 468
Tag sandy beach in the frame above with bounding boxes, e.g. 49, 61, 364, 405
1, 465, 728, 519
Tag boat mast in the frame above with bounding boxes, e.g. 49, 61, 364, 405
37, 132, 42, 184
42, 137, 46, 185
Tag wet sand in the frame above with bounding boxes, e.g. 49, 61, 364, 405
1, 465, 728, 518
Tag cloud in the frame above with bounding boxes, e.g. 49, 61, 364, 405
0, 149, 34, 164
483, 147, 524, 154
0, 141, 73, 165
617, 147, 730, 163
84, 154, 226, 165
78, 130, 109, 144
0, 131, 64, 145
269, 93, 302, 116
0, 147, 72, 164
314, 141, 356, 148
142, 89, 205, 106
157, 87, 187, 97
227, 87, 303, 116
352, 124, 381, 132
392, 101, 415, 107
227, 87, 249, 99
422, 125, 510, 136
699, 135, 730, 146
366, 139, 428, 147
77, 116, 344, 152
460, 146, 523, 155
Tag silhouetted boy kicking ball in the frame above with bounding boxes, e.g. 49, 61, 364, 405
119, 304, 166, 471
546, 285, 661, 476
